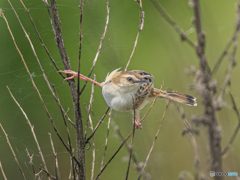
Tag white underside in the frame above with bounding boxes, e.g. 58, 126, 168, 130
102, 83, 134, 112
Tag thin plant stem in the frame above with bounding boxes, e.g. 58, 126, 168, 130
222, 92, 240, 155
0, 161, 7, 180
150, 0, 195, 48
114, 127, 150, 180
138, 101, 170, 180
95, 131, 133, 180
0, 123, 26, 180
100, 109, 112, 174
2, 5, 78, 167
211, 1, 240, 76
50, 0, 85, 178
125, 0, 144, 71
88, 77, 96, 180
49, 133, 61, 180
25, 148, 37, 179
85, 107, 110, 144
125, 98, 136, 179
80, 0, 110, 95
6, 86, 49, 179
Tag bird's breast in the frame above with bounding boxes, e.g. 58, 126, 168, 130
102, 84, 133, 112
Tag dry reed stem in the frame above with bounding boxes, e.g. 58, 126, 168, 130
125, 99, 136, 179
88, 77, 96, 180
80, 0, 110, 95
41, 0, 56, 36
3, 1, 78, 168
138, 101, 170, 180
0, 161, 7, 180
100, 108, 112, 174
0, 123, 26, 180
39, 168, 56, 180
69, 155, 73, 180
125, 0, 144, 71
212, 1, 240, 75
7, 86, 49, 179
85, 75, 96, 139
76, 2, 83, 165
49, 133, 61, 180
114, 127, 150, 180
25, 148, 38, 179
50, 0, 85, 177
20, 0, 64, 79
95, 131, 133, 180
85, 107, 110, 144
216, 2, 240, 107
193, 0, 223, 176
150, 0, 195, 48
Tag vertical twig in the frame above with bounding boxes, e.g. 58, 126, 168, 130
42, 0, 56, 36
88, 76, 96, 180
125, 0, 144, 71
0, 124, 26, 180
138, 101, 170, 180
100, 109, 112, 173
85, 75, 96, 139
49, 133, 61, 180
25, 148, 37, 179
89, 114, 95, 180
176, 104, 205, 180
69, 156, 73, 180
192, 0, 223, 177
114, 127, 150, 180
80, 0, 110, 95
50, 0, 85, 178
77, 0, 83, 163
0, 161, 7, 180
125, 98, 136, 179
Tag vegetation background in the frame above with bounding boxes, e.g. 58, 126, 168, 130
0, 0, 239, 179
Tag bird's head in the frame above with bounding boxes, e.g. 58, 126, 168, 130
104, 68, 151, 93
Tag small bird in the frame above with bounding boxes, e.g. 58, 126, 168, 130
59, 68, 197, 129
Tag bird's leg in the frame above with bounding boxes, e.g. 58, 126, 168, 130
132, 110, 142, 130
58, 70, 102, 87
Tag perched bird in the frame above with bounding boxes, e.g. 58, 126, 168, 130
59, 68, 197, 129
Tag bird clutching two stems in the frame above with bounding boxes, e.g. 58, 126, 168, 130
59, 68, 197, 129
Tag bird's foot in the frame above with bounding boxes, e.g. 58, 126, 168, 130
58, 70, 102, 87
132, 117, 142, 130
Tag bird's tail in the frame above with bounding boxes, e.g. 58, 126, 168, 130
149, 88, 197, 106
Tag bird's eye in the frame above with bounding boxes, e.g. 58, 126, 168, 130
127, 77, 133, 82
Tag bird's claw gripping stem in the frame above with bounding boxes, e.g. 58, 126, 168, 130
58, 70, 102, 87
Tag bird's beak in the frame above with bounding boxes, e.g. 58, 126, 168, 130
134, 78, 148, 84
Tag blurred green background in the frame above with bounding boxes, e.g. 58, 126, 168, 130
0, 0, 240, 179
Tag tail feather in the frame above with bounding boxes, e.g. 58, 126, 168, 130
149, 88, 197, 106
